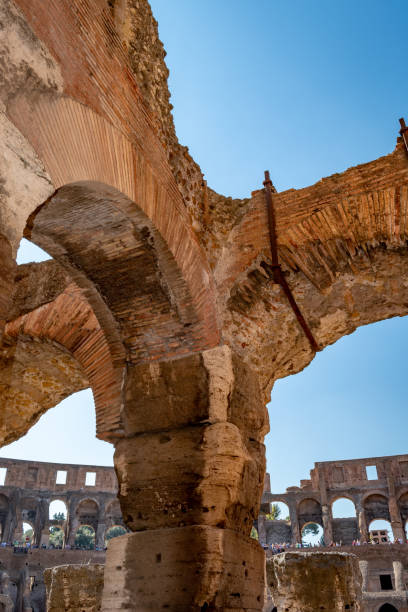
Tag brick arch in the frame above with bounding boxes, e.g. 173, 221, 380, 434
219, 146, 408, 397
363, 494, 390, 523
297, 498, 322, 529
5, 283, 121, 440
9, 95, 219, 354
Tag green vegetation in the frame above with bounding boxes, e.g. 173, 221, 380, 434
250, 526, 259, 540
105, 526, 127, 541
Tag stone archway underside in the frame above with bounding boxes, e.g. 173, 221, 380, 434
2, 0, 408, 609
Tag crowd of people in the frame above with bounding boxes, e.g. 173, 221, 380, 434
265, 538, 408, 555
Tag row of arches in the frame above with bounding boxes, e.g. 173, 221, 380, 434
265, 494, 408, 546
20, 521, 126, 549
0, 491, 126, 549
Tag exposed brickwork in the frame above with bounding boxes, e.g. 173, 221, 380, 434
1, 1, 408, 609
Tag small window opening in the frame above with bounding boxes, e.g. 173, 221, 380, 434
366, 465, 378, 480
379, 574, 393, 590
56, 471, 67, 485
0, 469, 7, 486
85, 472, 96, 486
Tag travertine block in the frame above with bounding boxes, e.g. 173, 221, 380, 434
44, 564, 104, 612
101, 526, 265, 611
123, 345, 268, 441
115, 421, 265, 534
265, 551, 362, 612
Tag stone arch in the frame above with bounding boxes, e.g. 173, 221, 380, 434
363, 494, 390, 524
76, 498, 99, 528
378, 604, 398, 612
8, 94, 218, 351
331, 497, 357, 518
105, 499, 124, 529
49, 499, 68, 522
300, 521, 324, 546
218, 146, 408, 397
5, 176, 219, 440
297, 498, 322, 528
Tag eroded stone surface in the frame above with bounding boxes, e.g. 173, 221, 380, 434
102, 527, 265, 611
44, 564, 104, 612
265, 551, 362, 612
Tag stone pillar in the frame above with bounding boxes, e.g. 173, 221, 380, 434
289, 502, 301, 546
67, 517, 80, 547
322, 504, 333, 546
96, 523, 106, 549
388, 496, 405, 542
386, 464, 405, 542
317, 466, 333, 546
359, 560, 369, 592
356, 502, 369, 542
101, 346, 268, 611
393, 560, 404, 591
40, 528, 50, 548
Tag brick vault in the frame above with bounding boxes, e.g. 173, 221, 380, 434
1, 0, 408, 609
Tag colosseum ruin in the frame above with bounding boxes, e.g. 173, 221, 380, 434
1, 0, 408, 609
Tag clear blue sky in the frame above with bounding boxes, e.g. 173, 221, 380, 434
4, 2, 408, 513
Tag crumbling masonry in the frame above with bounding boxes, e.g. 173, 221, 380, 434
1, 0, 408, 608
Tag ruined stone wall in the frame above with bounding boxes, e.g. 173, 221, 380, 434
262, 453, 408, 547
0, 548, 106, 612
44, 563, 104, 612
333, 518, 359, 545
265, 551, 363, 612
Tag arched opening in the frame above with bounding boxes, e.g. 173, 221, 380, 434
17, 522, 35, 546
368, 519, 394, 543
48, 526, 64, 549
331, 497, 358, 545
105, 525, 127, 544
266, 502, 290, 522
76, 499, 99, 532
331, 498, 356, 518
74, 525, 95, 550
264, 501, 291, 546
298, 498, 322, 526
378, 605, 398, 612
49, 499, 67, 522
301, 522, 324, 547
16, 238, 51, 265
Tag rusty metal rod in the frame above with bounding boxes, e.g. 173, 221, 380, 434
263, 170, 320, 353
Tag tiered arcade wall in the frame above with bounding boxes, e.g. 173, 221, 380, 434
0, 457, 124, 548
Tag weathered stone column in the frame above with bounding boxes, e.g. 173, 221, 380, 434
289, 502, 301, 546
102, 346, 268, 611
66, 517, 80, 548
388, 496, 405, 542
359, 560, 369, 592
393, 560, 404, 591
322, 504, 333, 546
356, 502, 369, 542
96, 523, 106, 549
